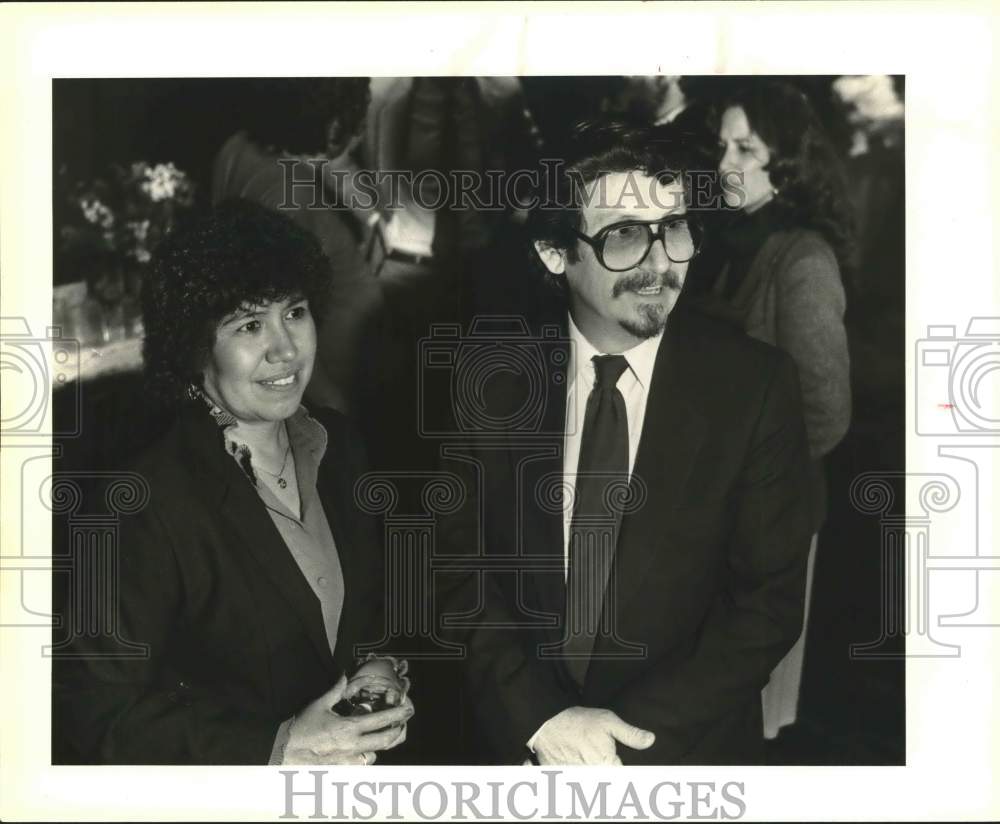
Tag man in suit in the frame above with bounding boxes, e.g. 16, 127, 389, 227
438, 123, 813, 765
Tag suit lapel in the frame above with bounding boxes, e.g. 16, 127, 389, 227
181, 406, 339, 678
221, 483, 339, 677
315, 417, 365, 653
602, 313, 709, 623
520, 315, 711, 665
516, 333, 570, 632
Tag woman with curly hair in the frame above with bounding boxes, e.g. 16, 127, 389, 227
704, 80, 853, 741
54, 199, 412, 765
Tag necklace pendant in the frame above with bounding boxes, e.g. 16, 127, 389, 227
277, 477, 287, 489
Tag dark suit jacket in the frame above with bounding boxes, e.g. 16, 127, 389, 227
438, 307, 813, 764
52, 403, 384, 764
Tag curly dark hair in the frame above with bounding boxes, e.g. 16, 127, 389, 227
141, 199, 330, 406
713, 80, 855, 262
526, 120, 698, 294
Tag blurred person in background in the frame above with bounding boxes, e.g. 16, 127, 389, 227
699, 79, 853, 742
832, 75, 905, 417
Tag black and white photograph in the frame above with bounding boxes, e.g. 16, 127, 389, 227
47, 72, 905, 768
1, 3, 997, 822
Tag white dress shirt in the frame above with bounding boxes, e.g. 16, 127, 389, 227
561, 314, 665, 574
525, 315, 666, 756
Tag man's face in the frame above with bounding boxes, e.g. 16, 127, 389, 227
537, 171, 689, 351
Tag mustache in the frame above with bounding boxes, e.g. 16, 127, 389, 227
612, 271, 684, 298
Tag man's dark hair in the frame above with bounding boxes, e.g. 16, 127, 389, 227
141, 199, 330, 406
526, 120, 695, 292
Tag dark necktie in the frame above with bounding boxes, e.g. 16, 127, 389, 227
564, 354, 630, 688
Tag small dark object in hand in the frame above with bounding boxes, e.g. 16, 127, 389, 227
332, 658, 406, 718
352, 687, 392, 714
332, 689, 393, 717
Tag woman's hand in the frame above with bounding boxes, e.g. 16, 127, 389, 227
281, 675, 414, 765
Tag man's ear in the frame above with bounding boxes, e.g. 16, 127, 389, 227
534, 241, 567, 275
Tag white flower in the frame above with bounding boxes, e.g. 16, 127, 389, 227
833, 75, 904, 124
142, 162, 183, 202
135, 247, 151, 263
128, 219, 150, 242
81, 197, 114, 228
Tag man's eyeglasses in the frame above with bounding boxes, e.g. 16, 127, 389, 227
570, 216, 702, 272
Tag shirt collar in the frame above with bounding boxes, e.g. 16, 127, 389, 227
192, 385, 239, 429
567, 312, 664, 390
285, 406, 328, 468
192, 387, 327, 487
259, 406, 327, 522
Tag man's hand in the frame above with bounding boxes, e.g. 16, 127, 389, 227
282, 676, 414, 765
532, 707, 655, 765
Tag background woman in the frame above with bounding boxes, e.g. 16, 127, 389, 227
696, 80, 853, 741
54, 200, 412, 764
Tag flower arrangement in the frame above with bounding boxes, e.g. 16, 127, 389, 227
56, 161, 196, 279
54, 161, 197, 348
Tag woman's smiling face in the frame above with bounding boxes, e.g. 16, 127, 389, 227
201, 295, 316, 425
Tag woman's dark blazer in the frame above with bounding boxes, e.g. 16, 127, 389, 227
52, 402, 384, 764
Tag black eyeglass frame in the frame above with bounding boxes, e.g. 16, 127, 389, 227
569, 214, 703, 272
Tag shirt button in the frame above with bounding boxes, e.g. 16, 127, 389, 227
317, 576, 328, 587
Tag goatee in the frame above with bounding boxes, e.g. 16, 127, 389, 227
619, 302, 667, 339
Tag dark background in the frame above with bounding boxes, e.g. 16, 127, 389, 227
52, 76, 905, 765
